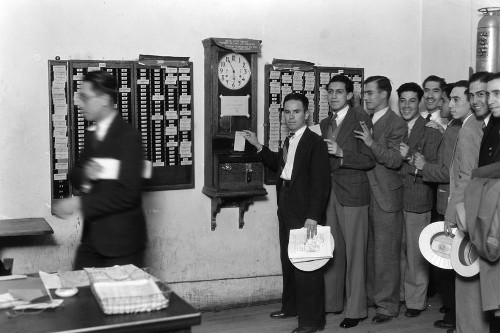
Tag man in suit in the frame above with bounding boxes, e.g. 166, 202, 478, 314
414, 83, 461, 330
320, 75, 375, 328
243, 93, 330, 333
354, 76, 408, 324
421, 75, 448, 130
444, 80, 487, 333
53, 70, 147, 270
397, 82, 442, 318
476, 71, 500, 332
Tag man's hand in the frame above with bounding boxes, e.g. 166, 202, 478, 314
444, 219, 456, 236
426, 120, 445, 134
324, 139, 342, 157
241, 130, 263, 151
84, 160, 102, 181
52, 197, 81, 219
413, 153, 426, 170
304, 219, 318, 239
354, 121, 374, 147
399, 142, 410, 159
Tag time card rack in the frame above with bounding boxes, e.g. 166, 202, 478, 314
263, 61, 364, 184
48, 57, 194, 201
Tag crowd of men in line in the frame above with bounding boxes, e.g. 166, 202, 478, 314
244, 72, 500, 333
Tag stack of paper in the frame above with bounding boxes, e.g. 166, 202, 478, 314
288, 226, 334, 271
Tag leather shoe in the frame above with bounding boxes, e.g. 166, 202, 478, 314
446, 329, 455, 333
270, 310, 297, 319
434, 319, 455, 329
439, 306, 451, 314
290, 326, 323, 333
340, 317, 365, 328
372, 313, 392, 324
404, 308, 423, 318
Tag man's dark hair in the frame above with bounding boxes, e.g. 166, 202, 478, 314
422, 75, 446, 90
364, 75, 392, 99
328, 75, 354, 94
396, 82, 424, 101
283, 92, 309, 111
469, 71, 492, 85
487, 72, 500, 82
453, 80, 470, 99
443, 83, 454, 99
83, 70, 118, 104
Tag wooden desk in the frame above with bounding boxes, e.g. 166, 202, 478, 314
0, 279, 201, 333
0, 218, 53, 237
0, 218, 54, 275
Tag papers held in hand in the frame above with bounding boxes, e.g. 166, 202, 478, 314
91, 158, 120, 180
288, 226, 335, 271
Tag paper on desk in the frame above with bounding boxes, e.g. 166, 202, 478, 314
13, 299, 63, 310
234, 131, 246, 152
308, 124, 322, 136
92, 158, 120, 180
288, 226, 333, 260
59, 270, 90, 288
0, 293, 28, 309
39, 271, 62, 290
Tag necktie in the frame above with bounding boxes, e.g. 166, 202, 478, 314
328, 112, 338, 140
482, 120, 487, 132
282, 132, 294, 166
426, 114, 431, 121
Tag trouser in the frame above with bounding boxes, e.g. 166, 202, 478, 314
278, 187, 325, 328
367, 189, 403, 317
324, 187, 368, 318
455, 274, 489, 333
400, 210, 430, 310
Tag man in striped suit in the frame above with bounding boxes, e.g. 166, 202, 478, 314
397, 82, 442, 318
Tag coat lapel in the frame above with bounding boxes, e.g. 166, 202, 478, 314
291, 128, 312, 185
336, 107, 356, 146
408, 116, 426, 149
373, 108, 393, 140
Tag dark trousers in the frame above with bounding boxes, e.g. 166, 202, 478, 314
366, 188, 403, 317
74, 242, 145, 270
277, 187, 325, 328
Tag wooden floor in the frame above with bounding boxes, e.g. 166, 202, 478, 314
193, 296, 447, 333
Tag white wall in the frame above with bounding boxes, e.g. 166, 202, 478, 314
0, 0, 488, 309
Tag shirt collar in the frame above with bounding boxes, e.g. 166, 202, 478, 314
372, 107, 389, 124
407, 116, 418, 132
291, 125, 307, 138
462, 112, 475, 126
484, 113, 492, 127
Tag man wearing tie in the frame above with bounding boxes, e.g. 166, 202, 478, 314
397, 82, 442, 318
444, 80, 487, 333
421, 75, 448, 130
320, 75, 374, 328
53, 70, 147, 269
243, 93, 330, 333
354, 76, 407, 324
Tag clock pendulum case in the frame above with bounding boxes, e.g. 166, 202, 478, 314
202, 38, 267, 230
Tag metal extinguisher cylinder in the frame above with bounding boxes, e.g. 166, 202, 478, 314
476, 7, 500, 73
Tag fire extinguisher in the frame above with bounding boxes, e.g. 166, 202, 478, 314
476, 7, 500, 72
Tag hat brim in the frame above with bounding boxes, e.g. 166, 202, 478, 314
419, 221, 455, 269
290, 233, 334, 272
451, 230, 480, 277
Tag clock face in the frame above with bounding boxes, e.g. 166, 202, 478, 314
218, 53, 251, 90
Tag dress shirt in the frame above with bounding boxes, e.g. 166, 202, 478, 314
281, 125, 306, 180
87, 111, 117, 141
332, 104, 349, 127
371, 107, 389, 125
484, 113, 491, 127
407, 116, 418, 136
421, 110, 448, 130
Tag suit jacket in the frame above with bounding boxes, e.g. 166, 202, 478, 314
366, 108, 408, 213
444, 114, 483, 224
319, 106, 375, 207
260, 127, 331, 227
71, 114, 147, 257
479, 116, 500, 167
421, 119, 462, 215
401, 116, 442, 213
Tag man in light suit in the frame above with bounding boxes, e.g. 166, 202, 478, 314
444, 80, 487, 333
414, 83, 461, 330
243, 93, 331, 333
397, 82, 442, 318
320, 75, 375, 329
354, 76, 408, 324
53, 71, 147, 269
